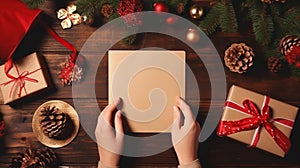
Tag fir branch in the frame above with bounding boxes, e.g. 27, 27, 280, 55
282, 7, 300, 35
21, 0, 45, 9
199, 3, 222, 35
76, 0, 105, 17
269, 4, 282, 35
218, 0, 238, 33
268, 4, 285, 50
249, 2, 274, 46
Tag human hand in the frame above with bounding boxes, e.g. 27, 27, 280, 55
172, 96, 201, 165
95, 98, 124, 167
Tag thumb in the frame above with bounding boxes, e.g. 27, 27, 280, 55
114, 111, 124, 139
172, 106, 181, 130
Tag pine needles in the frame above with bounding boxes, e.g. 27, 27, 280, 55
199, 0, 300, 52
249, 2, 274, 46
219, 1, 238, 33
76, 0, 106, 19
21, 0, 45, 9
199, 0, 238, 35
199, 3, 221, 35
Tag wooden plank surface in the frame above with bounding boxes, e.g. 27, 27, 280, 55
1, 0, 300, 167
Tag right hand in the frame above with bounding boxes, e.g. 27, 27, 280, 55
171, 96, 201, 165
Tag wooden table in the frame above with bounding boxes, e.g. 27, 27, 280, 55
1, 1, 300, 167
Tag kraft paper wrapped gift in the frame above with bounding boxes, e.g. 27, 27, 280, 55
0, 53, 51, 104
217, 85, 298, 157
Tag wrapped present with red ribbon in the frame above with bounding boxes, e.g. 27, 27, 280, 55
0, 53, 51, 104
217, 85, 298, 157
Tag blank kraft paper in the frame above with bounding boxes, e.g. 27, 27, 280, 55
108, 50, 185, 132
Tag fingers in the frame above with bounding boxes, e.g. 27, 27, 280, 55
172, 106, 181, 130
175, 96, 195, 123
114, 111, 124, 140
101, 97, 121, 123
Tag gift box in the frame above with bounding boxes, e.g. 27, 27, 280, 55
0, 53, 51, 104
217, 85, 298, 157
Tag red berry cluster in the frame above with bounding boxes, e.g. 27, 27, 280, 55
286, 46, 300, 68
117, 0, 143, 25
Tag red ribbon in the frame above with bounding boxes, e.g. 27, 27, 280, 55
41, 22, 77, 63
217, 96, 294, 154
0, 62, 41, 98
0, 121, 4, 137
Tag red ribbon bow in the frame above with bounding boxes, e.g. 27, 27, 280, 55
217, 96, 294, 154
0, 121, 4, 137
0, 60, 41, 98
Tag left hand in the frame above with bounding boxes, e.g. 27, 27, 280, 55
95, 98, 124, 166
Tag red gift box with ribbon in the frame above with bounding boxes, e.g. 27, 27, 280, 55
217, 85, 298, 157
0, 53, 51, 104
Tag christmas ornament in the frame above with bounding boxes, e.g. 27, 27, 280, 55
186, 28, 200, 43
189, 4, 204, 19
9, 147, 58, 168
261, 0, 287, 4
224, 43, 255, 74
101, 4, 114, 18
82, 15, 94, 25
279, 35, 300, 68
177, 3, 185, 14
268, 56, 283, 73
153, 2, 169, 13
57, 4, 83, 29
32, 100, 80, 148
118, 0, 143, 25
39, 105, 70, 139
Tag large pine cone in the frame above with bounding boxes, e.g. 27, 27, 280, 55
9, 147, 58, 168
39, 106, 67, 139
279, 35, 300, 56
224, 43, 255, 74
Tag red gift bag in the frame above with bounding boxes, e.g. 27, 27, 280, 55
0, 0, 83, 85
0, 0, 41, 64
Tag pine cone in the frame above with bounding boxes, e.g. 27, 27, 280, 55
279, 35, 300, 56
261, 0, 287, 4
39, 106, 67, 139
224, 43, 255, 74
101, 4, 114, 18
9, 147, 58, 168
177, 3, 185, 14
268, 56, 283, 73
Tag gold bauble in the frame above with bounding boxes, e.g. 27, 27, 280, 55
189, 4, 204, 19
186, 28, 200, 43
